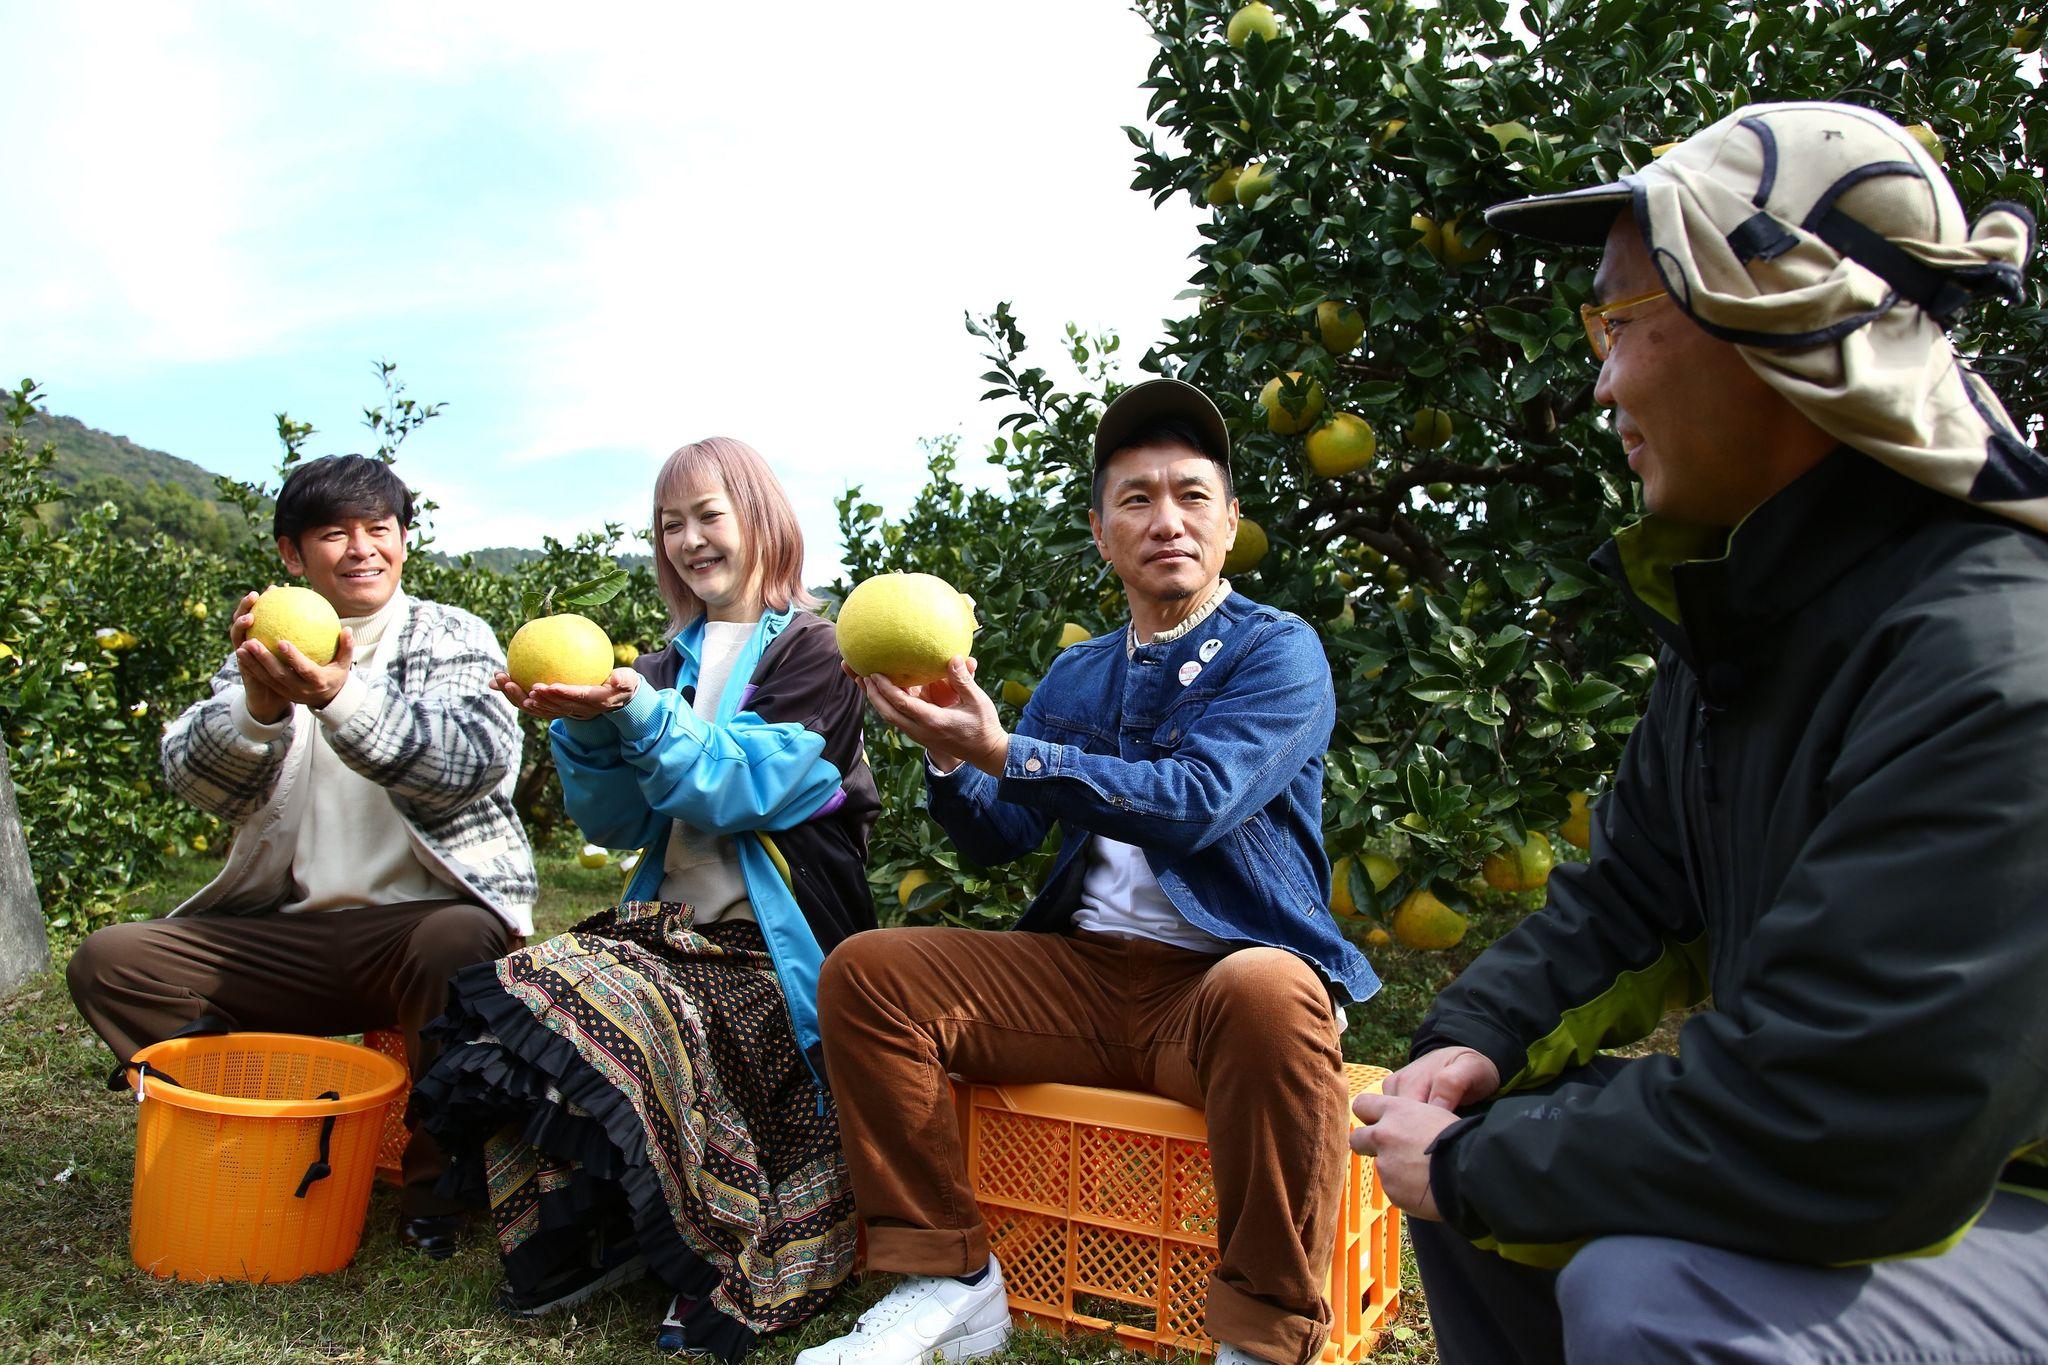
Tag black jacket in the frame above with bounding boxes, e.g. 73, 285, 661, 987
1418, 448, 2048, 1266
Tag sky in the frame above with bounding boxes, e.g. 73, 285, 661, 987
1, 2, 1207, 582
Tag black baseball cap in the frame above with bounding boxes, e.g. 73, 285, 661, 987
1092, 378, 1232, 473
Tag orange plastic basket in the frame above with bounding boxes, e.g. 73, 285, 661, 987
125, 1032, 408, 1282
954, 1062, 1402, 1360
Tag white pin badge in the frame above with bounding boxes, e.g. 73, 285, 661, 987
1178, 660, 1202, 686
1198, 637, 1223, 662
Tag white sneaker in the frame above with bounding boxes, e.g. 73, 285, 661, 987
794, 1258, 1012, 1364
1214, 1347, 1276, 1365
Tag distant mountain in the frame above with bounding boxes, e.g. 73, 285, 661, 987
24, 411, 258, 552
444, 546, 654, 573
21, 410, 650, 568
26, 410, 248, 507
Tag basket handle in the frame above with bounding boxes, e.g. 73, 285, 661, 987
107, 1058, 185, 1098
294, 1090, 344, 1198
102, 1015, 230, 1093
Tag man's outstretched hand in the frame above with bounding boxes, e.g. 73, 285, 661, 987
858, 656, 1009, 777
231, 589, 355, 722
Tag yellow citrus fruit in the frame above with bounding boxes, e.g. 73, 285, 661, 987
613, 642, 640, 667
1409, 407, 1455, 449
508, 613, 615, 690
1482, 831, 1556, 893
1059, 622, 1092, 650
185, 599, 208, 621
1226, 1, 1281, 46
1330, 853, 1400, 918
1903, 123, 1944, 165
898, 867, 950, 911
1481, 120, 1534, 152
1315, 301, 1366, 354
1205, 165, 1243, 207
837, 573, 978, 687
1259, 372, 1325, 435
1411, 211, 1444, 261
1222, 518, 1269, 576
1392, 889, 1468, 950
1330, 856, 1359, 917
1560, 792, 1593, 849
1441, 214, 1499, 267
1365, 926, 1393, 949
578, 843, 608, 869
1001, 679, 1035, 707
250, 585, 341, 665
1234, 161, 1278, 207
1379, 118, 1408, 145
1306, 414, 1377, 477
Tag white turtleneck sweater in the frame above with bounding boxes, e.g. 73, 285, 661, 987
230, 589, 458, 914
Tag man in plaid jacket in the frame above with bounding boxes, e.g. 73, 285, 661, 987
68, 454, 536, 1257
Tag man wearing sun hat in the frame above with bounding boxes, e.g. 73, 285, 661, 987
804, 377, 1375, 1365
1349, 101, 2048, 1361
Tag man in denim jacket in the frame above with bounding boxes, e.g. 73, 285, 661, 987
802, 379, 1378, 1365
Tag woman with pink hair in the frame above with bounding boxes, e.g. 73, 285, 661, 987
415, 438, 879, 1359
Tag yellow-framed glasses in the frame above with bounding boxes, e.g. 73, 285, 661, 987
1580, 288, 1670, 361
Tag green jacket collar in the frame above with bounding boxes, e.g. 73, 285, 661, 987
1593, 447, 1954, 681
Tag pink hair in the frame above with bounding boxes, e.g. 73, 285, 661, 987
651, 436, 819, 632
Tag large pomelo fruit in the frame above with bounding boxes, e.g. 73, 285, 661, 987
508, 613, 615, 689
837, 573, 978, 686
250, 585, 341, 665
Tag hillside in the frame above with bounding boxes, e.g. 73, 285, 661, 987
25, 411, 257, 552
26, 410, 245, 507
22, 410, 650, 569
446, 546, 654, 573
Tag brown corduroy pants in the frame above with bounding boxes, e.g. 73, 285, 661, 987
66, 899, 512, 1214
817, 926, 1349, 1365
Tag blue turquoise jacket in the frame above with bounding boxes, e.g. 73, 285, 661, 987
928, 586, 1378, 1004
552, 608, 879, 1072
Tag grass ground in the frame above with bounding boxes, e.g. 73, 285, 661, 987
2, 851, 1680, 1364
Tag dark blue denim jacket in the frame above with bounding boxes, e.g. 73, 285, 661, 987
927, 587, 1379, 1004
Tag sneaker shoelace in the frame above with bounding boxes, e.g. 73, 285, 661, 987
853, 1277, 945, 1333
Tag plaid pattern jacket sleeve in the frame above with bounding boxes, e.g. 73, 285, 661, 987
321, 600, 520, 818
159, 656, 294, 824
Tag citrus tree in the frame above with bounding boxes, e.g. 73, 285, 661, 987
837, 0, 2047, 943
0, 383, 229, 929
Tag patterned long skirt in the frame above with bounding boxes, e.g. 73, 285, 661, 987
413, 901, 855, 1360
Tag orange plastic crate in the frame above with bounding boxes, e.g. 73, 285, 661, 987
955, 1063, 1402, 1360
361, 1028, 411, 1185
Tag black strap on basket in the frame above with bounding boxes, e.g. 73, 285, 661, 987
102, 1014, 232, 1092
294, 1091, 344, 1198
106, 1058, 185, 1093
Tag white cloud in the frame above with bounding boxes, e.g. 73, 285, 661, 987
2, 0, 1207, 583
